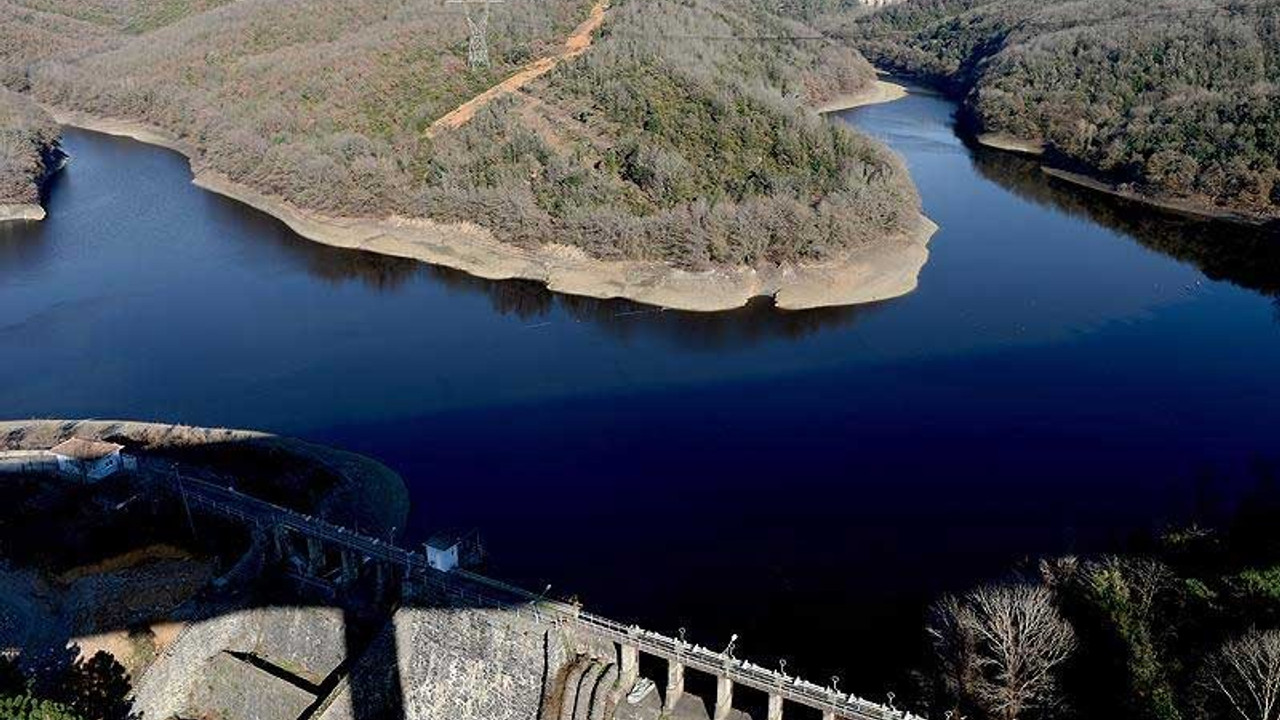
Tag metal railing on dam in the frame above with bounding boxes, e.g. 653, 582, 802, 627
170, 473, 923, 720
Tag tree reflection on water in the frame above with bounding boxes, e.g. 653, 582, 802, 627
968, 142, 1280, 298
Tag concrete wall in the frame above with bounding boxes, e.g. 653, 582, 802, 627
317, 604, 620, 720
397, 606, 564, 720
133, 606, 349, 720
137, 602, 625, 720
0, 450, 57, 475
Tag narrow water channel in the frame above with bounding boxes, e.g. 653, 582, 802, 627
2, 87, 1279, 696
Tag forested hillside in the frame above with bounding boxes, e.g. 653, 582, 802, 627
419, 0, 918, 265
0, 89, 58, 207
839, 0, 1280, 220
0, 0, 923, 268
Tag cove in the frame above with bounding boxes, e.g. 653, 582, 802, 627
2, 87, 1280, 698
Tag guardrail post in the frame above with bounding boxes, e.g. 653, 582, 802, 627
713, 675, 733, 720
767, 693, 784, 720
664, 660, 684, 712
821, 711, 836, 720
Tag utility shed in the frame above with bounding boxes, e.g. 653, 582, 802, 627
425, 529, 484, 572
425, 532, 462, 572
50, 437, 127, 481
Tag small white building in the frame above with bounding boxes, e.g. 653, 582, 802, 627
50, 438, 128, 482
425, 532, 462, 572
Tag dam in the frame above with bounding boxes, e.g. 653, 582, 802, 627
168, 470, 918, 720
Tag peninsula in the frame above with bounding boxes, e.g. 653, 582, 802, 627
0, 0, 935, 310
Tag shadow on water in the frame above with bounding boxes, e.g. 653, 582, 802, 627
195, 188, 425, 295
964, 139, 1280, 298
230, 203, 892, 351
0, 163, 68, 279
420, 267, 895, 350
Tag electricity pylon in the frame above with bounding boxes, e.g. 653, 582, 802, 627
446, 0, 505, 69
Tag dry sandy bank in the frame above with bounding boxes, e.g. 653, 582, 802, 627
1041, 167, 1276, 225
973, 129, 1275, 224
0, 202, 45, 222
46, 105, 936, 312
815, 79, 909, 114
977, 132, 1046, 156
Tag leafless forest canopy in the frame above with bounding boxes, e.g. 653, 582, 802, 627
0, 88, 56, 204
838, 0, 1280, 218
0, 0, 921, 266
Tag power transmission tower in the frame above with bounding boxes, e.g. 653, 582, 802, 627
446, 0, 505, 69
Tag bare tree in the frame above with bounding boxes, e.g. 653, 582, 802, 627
1204, 629, 1280, 720
929, 584, 1077, 720
931, 592, 981, 716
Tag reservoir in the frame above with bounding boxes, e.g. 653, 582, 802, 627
3, 86, 1279, 698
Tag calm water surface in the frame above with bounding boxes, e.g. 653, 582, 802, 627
3, 88, 1280, 697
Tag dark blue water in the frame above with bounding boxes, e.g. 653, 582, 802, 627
3, 89, 1279, 697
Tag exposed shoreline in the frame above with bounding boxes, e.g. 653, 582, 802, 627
44, 102, 936, 312
815, 79, 909, 114
970, 124, 1274, 225
976, 132, 1045, 156
0, 202, 46, 222
876, 68, 1279, 226
972, 130, 1274, 224
1040, 167, 1277, 225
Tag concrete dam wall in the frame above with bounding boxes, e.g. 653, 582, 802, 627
322, 604, 619, 720
136, 602, 623, 720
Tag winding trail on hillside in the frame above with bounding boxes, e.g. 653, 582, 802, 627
426, 0, 609, 138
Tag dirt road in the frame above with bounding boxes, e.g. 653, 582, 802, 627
426, 0, 608, 138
